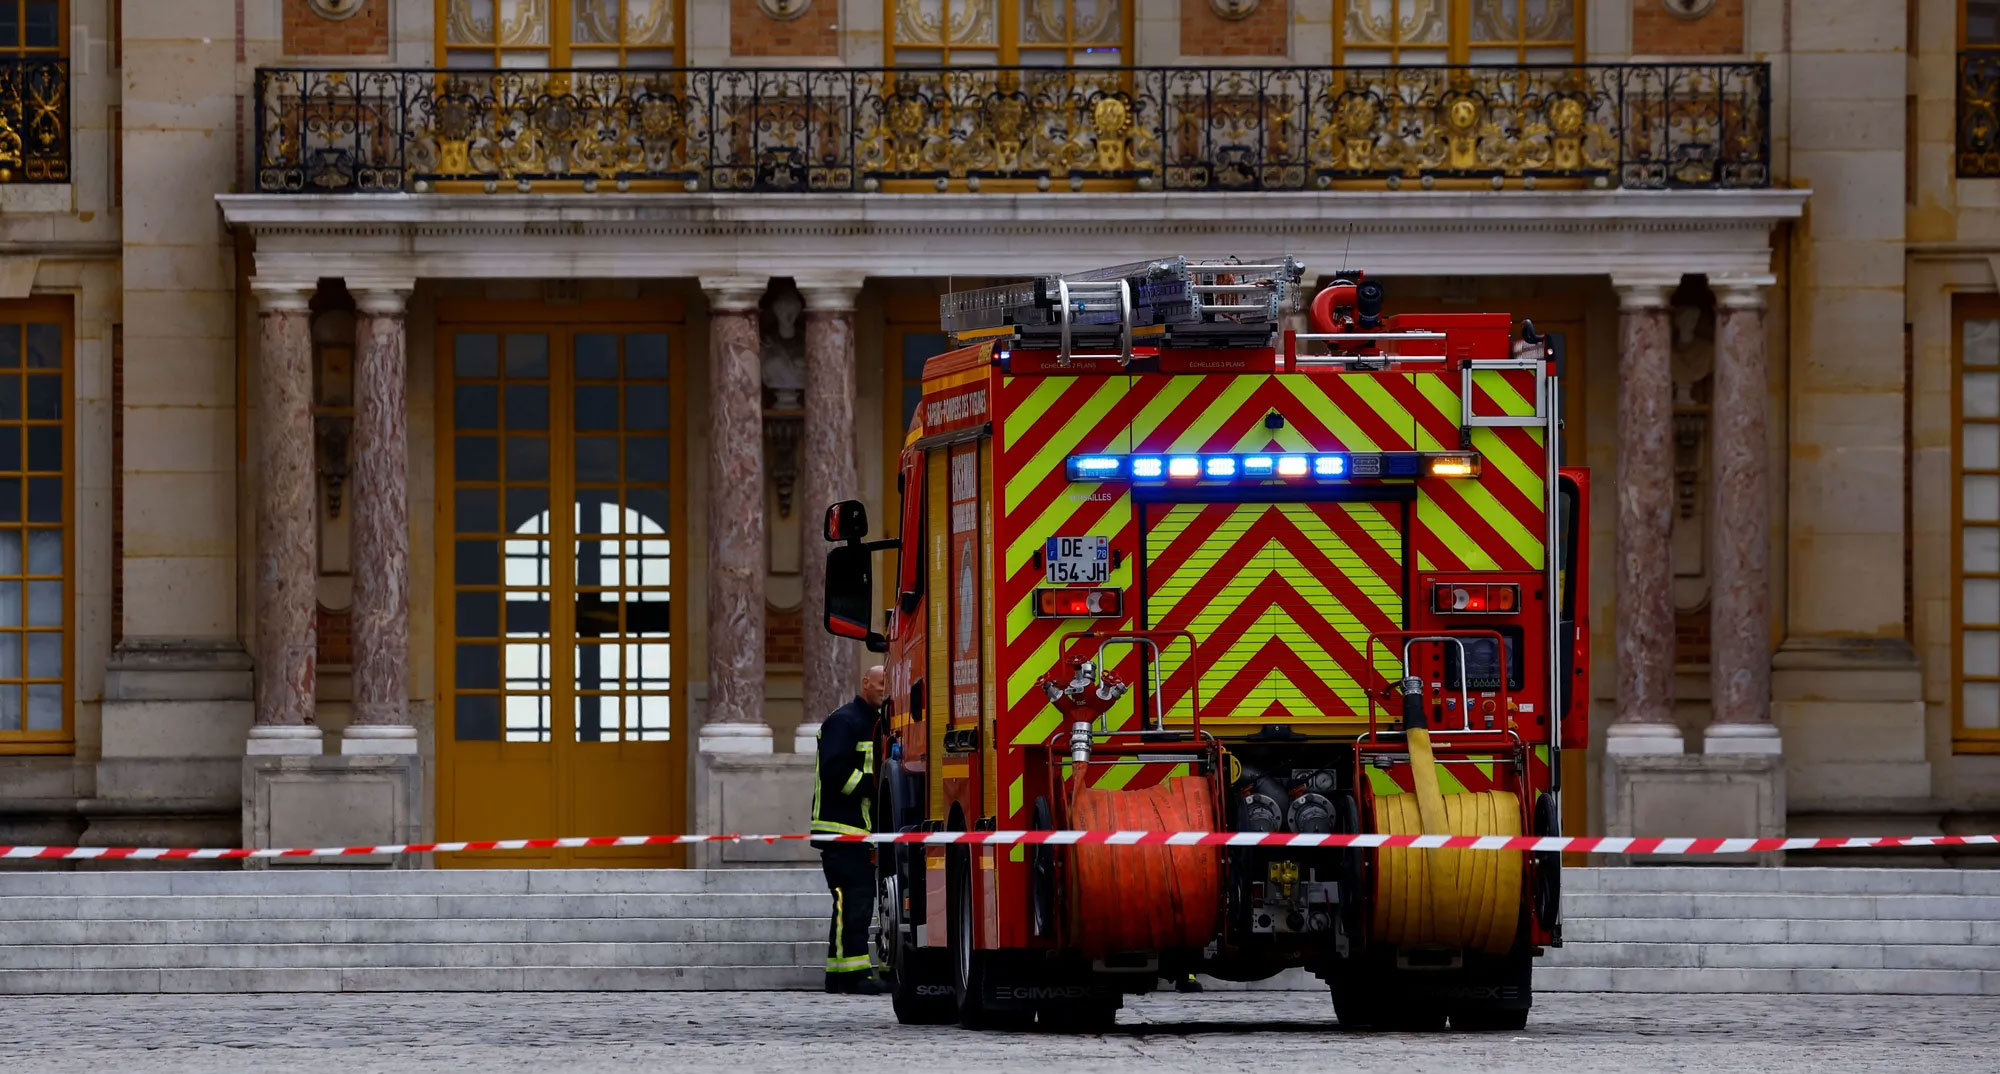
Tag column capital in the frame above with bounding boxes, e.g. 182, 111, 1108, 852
798, 276, 866, 312
1713, 276, 1776, 310
700, 275, 768, 312
250, 279, 316, 312
1611, 276, 1678, 310
354, 280, 416, 314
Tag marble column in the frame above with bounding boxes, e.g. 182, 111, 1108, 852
1607, 279, 1681, 754
1705, 278, 1781, 754
794, 279, 864, 751
344, 286, 417, 755
246, 282, 321, 755
700, 277, 772, 753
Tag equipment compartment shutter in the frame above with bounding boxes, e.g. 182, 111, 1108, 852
1142, 501, 1405, 733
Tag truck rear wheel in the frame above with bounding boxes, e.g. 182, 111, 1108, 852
950, 847, 1032, 1030
882, 866, 955, 1025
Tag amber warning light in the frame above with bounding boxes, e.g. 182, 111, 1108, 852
1432, 582, 1520, 614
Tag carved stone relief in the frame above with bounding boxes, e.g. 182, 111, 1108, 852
761, 280, 806, 586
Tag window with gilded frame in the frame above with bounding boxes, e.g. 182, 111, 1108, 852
437, 0, 683, 68
1970, 0, 2000, 48
886, 0, 1130, 65
1956, 300, 2000, 751
0, 298, 71, 755
0, 0, 61, 58
1335, 0, 1581, 65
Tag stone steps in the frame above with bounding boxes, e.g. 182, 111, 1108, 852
0, 966, 818, 994
0, 892, 832, 921
0, 940, 826, 971
1535, 966, 2000, 995
0, 868, 828, 897
2, 866, 1996, 994
0, 868, 831, 993
0, 916, 827, 945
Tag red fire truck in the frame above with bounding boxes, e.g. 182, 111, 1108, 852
821, 257, 1589, 1031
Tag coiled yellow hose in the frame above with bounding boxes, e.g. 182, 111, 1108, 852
1370, 728, 1523, 955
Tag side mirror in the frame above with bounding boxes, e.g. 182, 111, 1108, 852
825, 543, 888, 653
825, 500, 869, 543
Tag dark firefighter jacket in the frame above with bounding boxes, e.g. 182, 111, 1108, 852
812, 696, 878, 836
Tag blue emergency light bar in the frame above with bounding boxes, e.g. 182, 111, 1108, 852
1064, 451, 1480, 483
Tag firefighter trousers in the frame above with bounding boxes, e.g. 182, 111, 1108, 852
820, 845, 874, 979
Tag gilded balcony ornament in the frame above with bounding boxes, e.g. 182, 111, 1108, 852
0, 118, 19, 181
1336, 93, 1378, 171
249, 61, 1769, 193
1090, 95, 1132, 172
1441, 91, 1483, 171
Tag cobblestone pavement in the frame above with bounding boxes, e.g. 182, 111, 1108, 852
2, 991, 1991, 1073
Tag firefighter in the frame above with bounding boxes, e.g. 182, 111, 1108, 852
813, 664, 888, 995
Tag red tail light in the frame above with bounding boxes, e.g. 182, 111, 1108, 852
1432, 582, 1520, 615
1034, 588, 1123, 619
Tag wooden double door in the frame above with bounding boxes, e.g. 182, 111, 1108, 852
436, 307, 687, 867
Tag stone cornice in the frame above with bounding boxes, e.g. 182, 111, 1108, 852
218, 189, 1809, 282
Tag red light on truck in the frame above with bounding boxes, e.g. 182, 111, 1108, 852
1432, 582, 1520, 615
1033, 588, 1123, 619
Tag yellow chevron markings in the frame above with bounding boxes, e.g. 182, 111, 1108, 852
1471, 369, 1538, 417
1419, 489, 1503, 571
1447, 475, 1544, 565
1368, 763, 1471, 797
1271, 375, 1385, 451
1341, 375, 1419, 450
1149, 503, 1405, 732
1001, 378, 1125, 512
1161, 375, 1263, 452
1470, 426, 1547, 509
1131, 374, 1204, 446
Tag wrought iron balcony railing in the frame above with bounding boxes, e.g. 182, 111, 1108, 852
254, 62, 1770, 195
0, 56, 67, 183
1962, 51, 2000, 178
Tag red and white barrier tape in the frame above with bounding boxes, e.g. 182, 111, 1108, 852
3, 831, 1997, 861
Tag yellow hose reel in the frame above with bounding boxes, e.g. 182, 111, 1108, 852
1369, 685, 1524, 956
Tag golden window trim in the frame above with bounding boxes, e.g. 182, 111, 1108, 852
1966, 0, 2000, 50
0, 0, 66, 58
884, 0, 1134, 66
0, 295, 73, 754
433, 0, 686, 67
1333, 0, 1584, 66
1953, 295, 2000, 749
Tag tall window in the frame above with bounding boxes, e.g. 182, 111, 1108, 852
1335, 0, 1580, 64
0, 0, 67, 184
0, 300, 69, 754
1958, 307, 2000, 751
886, 0, 1129, 65
438, 0, 681, 67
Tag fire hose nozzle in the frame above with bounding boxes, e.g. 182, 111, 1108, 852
1069, 721, 1094, 765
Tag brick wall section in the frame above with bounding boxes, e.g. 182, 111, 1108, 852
283, 0, 390, 57
766, 604, 803, 666
1631, 0, 1743, 55
1180, 0, 1289, 57
731, 0, 839, 57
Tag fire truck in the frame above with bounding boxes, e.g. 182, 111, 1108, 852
820, 256, 1589, 1031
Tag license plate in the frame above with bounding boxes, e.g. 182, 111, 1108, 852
1044, 536, 1110, 585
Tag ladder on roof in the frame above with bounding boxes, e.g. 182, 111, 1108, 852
938, 256, 1305, 363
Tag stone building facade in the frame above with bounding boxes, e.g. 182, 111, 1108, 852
0, 0, 1988, 863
